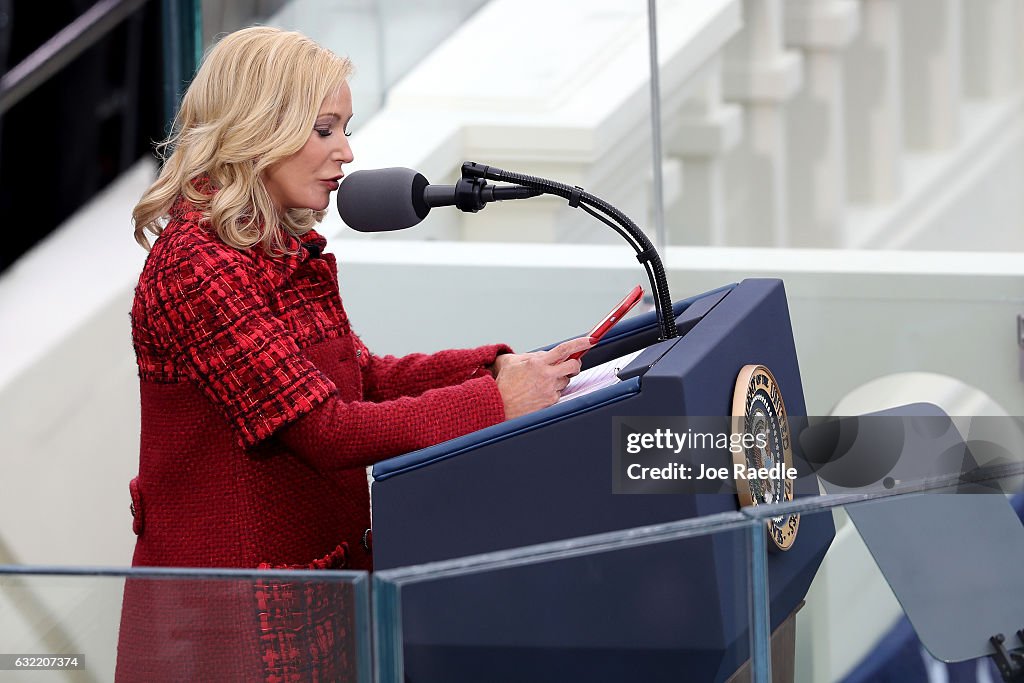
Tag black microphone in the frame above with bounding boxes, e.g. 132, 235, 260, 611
336, 167, 538, 232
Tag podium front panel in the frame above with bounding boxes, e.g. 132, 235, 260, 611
371, 279, 836, 683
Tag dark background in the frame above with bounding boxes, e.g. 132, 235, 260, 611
0, 0, 166, 272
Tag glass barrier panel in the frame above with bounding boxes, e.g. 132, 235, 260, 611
0, 567, 371, 682
738, 412, 1024, 682
188, 0, 1024, 253
374, 512, 768, 683
765, 493, 1024, 683
198, 0, 490, 126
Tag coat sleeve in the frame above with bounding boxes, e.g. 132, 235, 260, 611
354, 335, 513, 402
276, 374, 505, 471
158, 246, 506, 459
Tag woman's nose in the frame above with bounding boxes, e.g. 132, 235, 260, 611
335, 136, 354, 166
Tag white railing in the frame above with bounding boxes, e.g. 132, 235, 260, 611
319, 0, 743, 244
318, 0, 1024, 251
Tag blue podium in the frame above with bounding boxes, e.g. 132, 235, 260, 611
371, 279, 835, 682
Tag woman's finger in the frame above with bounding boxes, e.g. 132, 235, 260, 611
543, 337, 593, 363
552, 357, 583, 377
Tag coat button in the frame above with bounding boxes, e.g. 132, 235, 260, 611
355, 348, 362, 357
361, 528, 372, 553
129, 477, 144, 536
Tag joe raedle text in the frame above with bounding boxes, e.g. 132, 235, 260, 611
625, 462, 798, 483
612, 417, 797, 494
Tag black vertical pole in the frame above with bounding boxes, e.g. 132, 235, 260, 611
160, 0, 200, 135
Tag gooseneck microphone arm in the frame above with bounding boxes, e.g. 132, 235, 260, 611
335, 163, 677, 339
459, 162, 678, 341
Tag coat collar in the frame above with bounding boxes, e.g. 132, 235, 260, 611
260, 229, 330, 290
169, 175, 331, 290
168, 174, 216, 222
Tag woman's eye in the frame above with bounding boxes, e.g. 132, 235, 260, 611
315, 127, 332, 137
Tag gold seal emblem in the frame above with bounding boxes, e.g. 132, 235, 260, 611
731, 365, 799, 551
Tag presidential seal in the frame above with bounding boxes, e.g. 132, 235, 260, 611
731, 365, 799, 551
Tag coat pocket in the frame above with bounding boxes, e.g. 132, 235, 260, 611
253, 543, 356, 682
256, 542, 349, 571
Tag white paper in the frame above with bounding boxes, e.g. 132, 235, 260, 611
557, 349, 645, 403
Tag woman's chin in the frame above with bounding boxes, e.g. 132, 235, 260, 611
307, 197, 330, 212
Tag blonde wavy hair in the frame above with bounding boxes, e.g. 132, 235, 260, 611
133, 26, 353, 254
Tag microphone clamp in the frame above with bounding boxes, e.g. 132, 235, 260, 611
422, 175, 541, 213
455, 177, 489, 213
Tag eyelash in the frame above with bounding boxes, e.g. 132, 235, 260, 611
315, 127, 352, 138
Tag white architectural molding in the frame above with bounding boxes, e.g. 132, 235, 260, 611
844, 0, 904, 203
962, 0, 1018, 99
784, 0, 861, 246
900, 0, 962, 151
665, 58, 743, 246
722, 0, 804, 246
318, 0, 743, 244
845, 94, 1024, 250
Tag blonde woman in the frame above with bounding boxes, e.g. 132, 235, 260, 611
117, 26, 589, 681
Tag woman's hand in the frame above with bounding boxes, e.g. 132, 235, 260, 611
492, 337, 593, 420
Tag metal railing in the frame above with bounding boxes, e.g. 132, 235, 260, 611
0, 0, 150, 116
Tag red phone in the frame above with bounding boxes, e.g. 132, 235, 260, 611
568, 285, 644, 361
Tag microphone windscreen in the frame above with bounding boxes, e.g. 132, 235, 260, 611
336, 167, 430, 232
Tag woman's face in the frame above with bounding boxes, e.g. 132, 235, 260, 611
262, 81, 355, 211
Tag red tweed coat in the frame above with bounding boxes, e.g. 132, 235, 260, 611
116, 195, 509, 681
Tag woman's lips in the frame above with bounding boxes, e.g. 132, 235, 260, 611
320, 179, 340, 190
